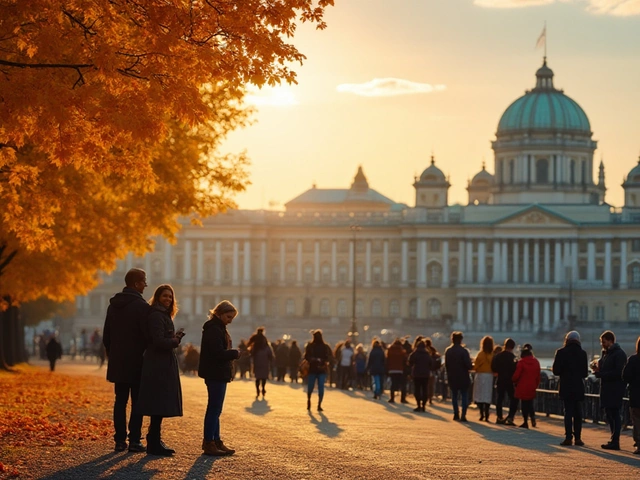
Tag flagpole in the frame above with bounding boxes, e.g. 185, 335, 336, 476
544, 21, 547, 60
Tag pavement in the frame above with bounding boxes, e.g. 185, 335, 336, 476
12, 361, 640, 479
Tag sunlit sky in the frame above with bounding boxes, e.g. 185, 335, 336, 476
223, 0, 640, 210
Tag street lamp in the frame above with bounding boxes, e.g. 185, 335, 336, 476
350, 224, 362, 344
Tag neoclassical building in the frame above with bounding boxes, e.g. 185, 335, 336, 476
76, 60, 640, 334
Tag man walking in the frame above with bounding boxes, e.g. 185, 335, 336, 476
492, 338, 518, 425
593, 330, 627, 450
103, 268, 150, 453
552, 331, 588, 446
444, 331, 473, 422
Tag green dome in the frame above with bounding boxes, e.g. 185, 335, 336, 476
497, 60, 591, 135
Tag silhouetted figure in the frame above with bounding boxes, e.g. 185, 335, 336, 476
409, 340, 432, 412
473, 336, 494, 422
305, 330, 332, 411
46, 335, 62, 372
236, 340, 251, 379
275, 341, 290, 382
386, 338, 407, 404
366, 339, 386, 399
288, 340, 302, 383
622, 335, 640, 455
492, 338, 518, 426
445, 331, 473, 422
252, 341, 273, 397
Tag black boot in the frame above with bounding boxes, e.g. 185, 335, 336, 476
146, 434, 173, 456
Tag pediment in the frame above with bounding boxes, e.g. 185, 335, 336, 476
495, 207, 575, 226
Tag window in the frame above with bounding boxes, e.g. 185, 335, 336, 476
320, 299, 330, 317
632, 265, 640, 284
428, 262, 442, 286
428, 298, 441, 318
271, 263, 280, 283
430, 240, 441, 252
303, 262, 313, 284
390, 262, 400, 284
338, 262, 348, 285
152, 259, 162, 277
372, 263, 382, 285
628, 301, 640, 321
337, 299, 348, 317
595, 306, 605, 321
321, 262, 331, 284
409, 299, 418, 318
356, 262, 365, 284
389, 300, 400, 317
90, 295, 102, 315
578, 305, 588, 321
356, 300, 364, 316
175, 255, 183, 279
285, 299, 295, 316
270, 299, 279, 316
286, 262, 296, 283
632, 240, 640, 252
222, 258, 232, 282
371, 299, 382, 317
536, 159, 549, 184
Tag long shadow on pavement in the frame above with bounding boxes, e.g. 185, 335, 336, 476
308, 411, 344, 438
42, 452, 160, 480
184, 454, 223, 479
245, 398, 273, 415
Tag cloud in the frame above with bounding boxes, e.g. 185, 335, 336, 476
336, 78, 446, 97
244, 85, 298, 107
474, 0, 640, 15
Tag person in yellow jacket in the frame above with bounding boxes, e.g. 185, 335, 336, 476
473, 336, 495, 422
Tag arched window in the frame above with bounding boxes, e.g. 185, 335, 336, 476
320, 299, 330, 317
321, 262, 331, 284
285, 298, 295, 315
271, 263, 280, 283
338, 262, 348, 285
389, 300, 400, 317
427, 262, 442, 287
428, 298, 441, 318
628, 301, 640, 321
303, 262, 313, 284
631, 264, 640, 285
409, 298, 418, 318
337, 299, 348, 317
536, 159, 549, 184
371, 299, 382, 317
286, 262, 296, 283
356, 261, 365, 284
372, 263, 382, 285
390, 262, 400, 284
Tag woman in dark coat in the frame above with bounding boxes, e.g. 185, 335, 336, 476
444, 331, 473, 421
252, 340, 274, 397
137, 284, 184, 456
622, 336, 640, 455
409, 340, 432, 412
46, 334, 63, 372
289, 340, 302, 384
198, 300, 241, 456
304, 329, 333, 411
366, 339, 386, 399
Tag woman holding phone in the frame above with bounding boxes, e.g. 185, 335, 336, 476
137, 284, 184, 456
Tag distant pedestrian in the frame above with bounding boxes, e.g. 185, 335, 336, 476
236, 339, 251, 379
46, 334, 62, 372
275, 341, 290, 382
492, 338, 518, 425
354, 344, 368, 390
338, 340, 354, 390
198, 300, 243, 456
288, 340, 302, 384
552, 331, 588, 446
304, 329, 333, 412
512, 345, 540, 429
366, 339, 386, 399
137, 284, 185, 456
444, 331, 473, 422
386, 338, 407, 404
252, 338, 273, 398
408, 340, 432, 412
473, 336, 494, 422
424, 338, 441, 405
622, 336, 640, 455
102, 268, 150, 453
593, 330, 627, 450
401, 337, 413, 403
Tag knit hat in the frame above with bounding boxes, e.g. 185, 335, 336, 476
565, 331, 581, 343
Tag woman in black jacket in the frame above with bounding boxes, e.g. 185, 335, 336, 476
198, 300, 241, 456
304, 329, 332, 412
137, 284, 185, 456
409, 340, 432, 412
622, 336, 640, 455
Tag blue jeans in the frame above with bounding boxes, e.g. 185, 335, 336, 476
204, 380, 227, 441
307, 373, 326, 402
371, 375, 382, 396
451, 388, 469, 417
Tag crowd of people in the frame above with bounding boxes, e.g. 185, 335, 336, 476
99, 267, 640, 458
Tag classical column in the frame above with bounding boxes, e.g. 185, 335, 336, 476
457, 299, 464, 324
533, 299, 540, 332
502, 298, 509, 331
533, 240, 540, 283
401, 240, 409, 284
466, 298, 474, 329
260, 241, 267, 282
416, 297, 422, 319
422, 240, 428, 285
571, 240, 579, 282
243, 240, 251, 284
604, 240, 612, 287
195, 296, 203, 315
501, 240, 508, 282
554, 300, 561, 329
554, 241, 562, 284
477, 299, 484, 330
196, 240, 204, 282
232, 241, 239, 285
620, 239, 628, 287
215, 240, 221, 284
164, 240, 172, 279
442, 240, 449, 287
383, 240, 389, 284
331, 240, 338, 284
478, 240, 486, 283
365, 240, 372, 284
417, 240, 426, 286
314, 241, 321, 283
587, 240, 596, 282
466, 240, 473, 283
563, 300, 570, 319
543, 298, 550, 332
493, 299, 501, 331
512, 240, 519, 283
279, 240, 286, 283
492, 240, 500, 283
242, 296, 251, 316
523, 240, 530, 283
184, 240, 192, 280
458, 240, 466, 283
512, 299, 519, 332
544, 240, 551, 283
297, 240, 303, 284
522, 299, 530, 332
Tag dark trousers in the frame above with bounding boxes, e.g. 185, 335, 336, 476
148, 415, 163, 441
496, 382, 518, 419
276, 367, 287, 382
389, 373, 403, 399
563, 399, 583, 440
204, 380, 227, 441
414, 378, 429, 406
255, 378, 267, 394
339, 366, 352, 390
630, 407, 640, 447
48, 358, 57, 372
451, 388, 469, 417
521, 399, 535, 423
113, 382, 143, 443
604, 407, 622, 444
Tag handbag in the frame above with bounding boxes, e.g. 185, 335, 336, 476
299, 359, 310, 378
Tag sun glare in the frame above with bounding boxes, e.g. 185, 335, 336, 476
245, 85, 299, 107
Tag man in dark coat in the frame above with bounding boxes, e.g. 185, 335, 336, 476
45, 334, 63, 372
552, 331, 588, 446
102, 268, 150, 453
622, 336, 640, 455
275, 341, 290, 382
593, 330, 627, 450
492, 338, 518, 425
444, 331, 473, 422
288, 340, 302, 384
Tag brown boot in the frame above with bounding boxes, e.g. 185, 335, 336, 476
214, 439, 235, 455
202, 440, 228, 456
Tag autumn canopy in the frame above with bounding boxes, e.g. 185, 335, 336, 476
0, 0, 334, 305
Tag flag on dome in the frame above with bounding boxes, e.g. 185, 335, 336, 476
536, 25, 546, 50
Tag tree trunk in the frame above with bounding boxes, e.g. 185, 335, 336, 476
0, 309, 11, 370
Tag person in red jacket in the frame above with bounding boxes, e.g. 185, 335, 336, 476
512, 344, 541, 429
386, 338, 408, 404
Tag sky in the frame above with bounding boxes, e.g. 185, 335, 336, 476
223, 0, 640, 210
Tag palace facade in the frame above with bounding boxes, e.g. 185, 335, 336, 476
76, 60, 640, 335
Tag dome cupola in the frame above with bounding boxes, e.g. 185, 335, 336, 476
414, 155, 450, 208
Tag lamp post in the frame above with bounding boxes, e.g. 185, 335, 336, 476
349, 224, 361, 344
